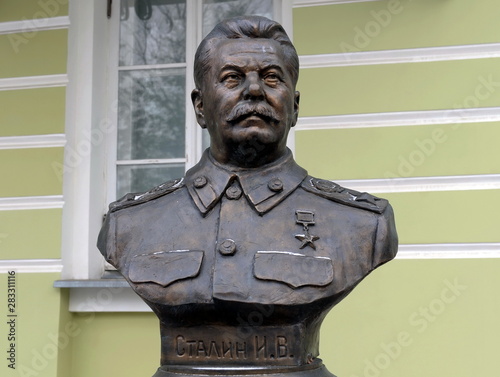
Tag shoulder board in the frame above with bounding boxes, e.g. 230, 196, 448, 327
109, 178, 184, 213
301, 177, 388, 214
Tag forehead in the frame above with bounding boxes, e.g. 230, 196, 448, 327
211, 38, 287, 70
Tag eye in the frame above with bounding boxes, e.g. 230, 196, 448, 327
263, 72, 281, 85
221, 73, 241, 87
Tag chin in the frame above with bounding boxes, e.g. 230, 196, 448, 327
228, 138, 286, 167
229, 147, 270, 167
229, 126, 284, 144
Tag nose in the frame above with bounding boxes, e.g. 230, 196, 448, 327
242, 73, 265, 101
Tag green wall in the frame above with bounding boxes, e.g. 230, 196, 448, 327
293, 0, 500, 54
296, 122, 500, 179
298, 59, 500, 115
1, 273, 65, 377
322, 259, 500, 377
0, 88, 66, 137
69, 312, 159, 376
0, 29, 68, 78
0, 1, 68, 22
0, 209, 62, 260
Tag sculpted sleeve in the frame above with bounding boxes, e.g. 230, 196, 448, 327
372, 203, 398, 269
97, 211, 119, 268
96, 178, 184, 270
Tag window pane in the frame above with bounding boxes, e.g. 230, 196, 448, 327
117, 163, 185, 198
120, 0, 186, 66
118, 68, 186, 160
202, 0, 274, 37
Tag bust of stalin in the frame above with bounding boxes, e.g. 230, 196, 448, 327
98, 16, 398, 377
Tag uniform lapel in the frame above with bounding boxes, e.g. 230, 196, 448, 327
185, 149, 308, 215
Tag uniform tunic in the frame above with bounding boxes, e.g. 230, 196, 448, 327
98, 149, 398, 377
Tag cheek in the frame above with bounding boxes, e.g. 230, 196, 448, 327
270, 87, 293, 102
218, 94, 239, 113
271, 92, 294, 113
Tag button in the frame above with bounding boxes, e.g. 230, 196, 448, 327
218, 239, 236, 256
194, 176, 207, 188
225, 185, 242, 200
268, 178, 283, 192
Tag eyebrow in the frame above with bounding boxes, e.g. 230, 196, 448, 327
219, 63, 285, 74
219, 63, 245, 72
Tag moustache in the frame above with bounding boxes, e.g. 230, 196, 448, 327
225, 103, 281, 123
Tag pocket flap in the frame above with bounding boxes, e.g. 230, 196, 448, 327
254, 251, 333, 288
129, 250, 203, 287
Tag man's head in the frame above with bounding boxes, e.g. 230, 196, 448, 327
191, 16, 300, 168
194, 16, 299, 90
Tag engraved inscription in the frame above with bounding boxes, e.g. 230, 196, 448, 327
175, 335, 293, 361
276, 336, 289, 358
162, 326, 302, 365
254, 335, 292, 359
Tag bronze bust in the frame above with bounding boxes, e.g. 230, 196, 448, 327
98, 16, 398, 377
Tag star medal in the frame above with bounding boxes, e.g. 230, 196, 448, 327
294, 210, 320, 250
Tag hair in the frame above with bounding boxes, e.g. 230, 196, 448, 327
193, 16, 299, 89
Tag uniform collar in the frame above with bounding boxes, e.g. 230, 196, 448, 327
185, 148, 308, 215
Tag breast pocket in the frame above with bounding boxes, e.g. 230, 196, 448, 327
253, 251, 333, 288
128, 250, 204, 287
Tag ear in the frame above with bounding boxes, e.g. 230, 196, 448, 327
191, 89, 206, 129
291, 91, 300, 127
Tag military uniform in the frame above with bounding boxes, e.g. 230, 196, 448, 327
98, 148, 398, 377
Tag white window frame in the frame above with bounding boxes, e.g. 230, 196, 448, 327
59, 0, 293, 311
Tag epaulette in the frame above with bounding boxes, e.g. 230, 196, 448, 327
301, 177, 388, 214
109, 178, 184, 213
